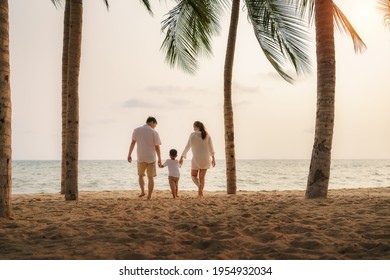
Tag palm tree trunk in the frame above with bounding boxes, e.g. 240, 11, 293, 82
65, 0, 82, 201
224, 0, 240, 195
306, 0, 336, 199
61, 0, 71, 195
0, 0, 12, 218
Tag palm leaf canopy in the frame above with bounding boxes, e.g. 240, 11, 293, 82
161, 0, 311, 82
245, 0, 312, 83
378, 0, 390, 27
139, 0, 153, 15
296, 0, 367, 53
50, 0, 110, 10
161, 0, 228, 73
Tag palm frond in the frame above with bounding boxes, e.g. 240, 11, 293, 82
103, 0, 109, 11
50, 0, 109, 11
160, 0, 228, 74
378, 0, 390, 27
51, 0, 64, 9
246, 0, 312, 83
292, 0, 314, 25
140, 0, 153, 15
333, 3, 367, 53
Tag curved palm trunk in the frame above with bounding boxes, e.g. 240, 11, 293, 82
61, 0, 71, 195
65, 0, 82, 200
306, 0, 335, 199
224, 0, 240, 194
0, 0, 12, 218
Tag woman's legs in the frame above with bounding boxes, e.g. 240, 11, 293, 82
199, 169, 207, 197
191, 169, 201, 197
191, 169, 207, 197
191, 169, 200, 186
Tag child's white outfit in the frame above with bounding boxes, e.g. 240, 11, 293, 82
162, 159, 180, 178
162, 159, 181, 194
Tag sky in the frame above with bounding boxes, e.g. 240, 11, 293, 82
8, 0, 390, 160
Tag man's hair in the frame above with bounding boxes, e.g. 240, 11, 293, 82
146, 116, 157, 124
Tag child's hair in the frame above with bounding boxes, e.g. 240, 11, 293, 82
194, 121, 207, 139
169, 149, 178, 158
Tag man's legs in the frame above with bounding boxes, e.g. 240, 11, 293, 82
138, 176, 145, 197
146, 162, 157, 200
147, 176, 154, 200
137, 162, 148, 197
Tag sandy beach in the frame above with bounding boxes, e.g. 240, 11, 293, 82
0, 187, 389, 260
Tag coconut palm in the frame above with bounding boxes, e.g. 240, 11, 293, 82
61, 0, 83, 200
51, 0, 71, 195
0, 0, 12, 218
60, 0, 70, 195
52, 0, 109, 195
297, 0, 366, 199
378, 0, 390, 27
52, 0, 151, 198
161, 0, 311, 194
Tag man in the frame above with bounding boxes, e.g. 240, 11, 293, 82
128, 116, 162, 200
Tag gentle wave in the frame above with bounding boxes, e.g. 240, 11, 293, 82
12, 160, 390, 194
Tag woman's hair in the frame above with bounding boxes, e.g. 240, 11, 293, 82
194, 121, 207, 139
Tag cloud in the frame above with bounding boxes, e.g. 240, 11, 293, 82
122, 96, 193, 110
165, 97, 192, 106
233, 82, 260, 94
144, 85, 209, 95
84, 119, 116, 126
122, 98, 159, 109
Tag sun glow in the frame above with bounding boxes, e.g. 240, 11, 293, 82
356, 4, 375, 20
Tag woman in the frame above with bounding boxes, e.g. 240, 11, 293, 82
179, 121, 216, 198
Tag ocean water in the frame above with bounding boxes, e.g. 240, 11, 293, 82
11, 160, 390, 194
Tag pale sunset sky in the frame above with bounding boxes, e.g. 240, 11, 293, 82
8, 0, 390, 160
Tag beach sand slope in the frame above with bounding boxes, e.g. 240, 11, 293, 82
0, 187, 389, 259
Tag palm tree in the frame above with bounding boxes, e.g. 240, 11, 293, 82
0, 0, 12, 218
63, 0, 83, 200
297, 0, 366, 199
52, 0, 151, 198
61, 0, 70, 195
51, 0, 109, 197
52, 0, 71, 195
161, 0, 311, 194
52, 0, 109, 195
378, 0, 390, 27
224, 0, 240, 194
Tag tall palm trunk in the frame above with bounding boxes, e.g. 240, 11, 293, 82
306, 0, 335, 199
61, 0, 71, 195
0, 0, 12, 218
65, 0, 82, 200
224, 0, 240, 194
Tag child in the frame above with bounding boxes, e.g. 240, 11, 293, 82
160, 149, 181, 198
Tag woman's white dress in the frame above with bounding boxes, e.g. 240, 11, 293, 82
181, 131, 215, 170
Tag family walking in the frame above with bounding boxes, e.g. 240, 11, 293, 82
127, 117, 216, 200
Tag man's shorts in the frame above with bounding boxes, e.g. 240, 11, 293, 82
137, 161, 157, 177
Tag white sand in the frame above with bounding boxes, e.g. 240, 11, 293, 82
0, 187, 389, 259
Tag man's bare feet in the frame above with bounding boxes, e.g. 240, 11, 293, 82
138, 193, 145, 198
